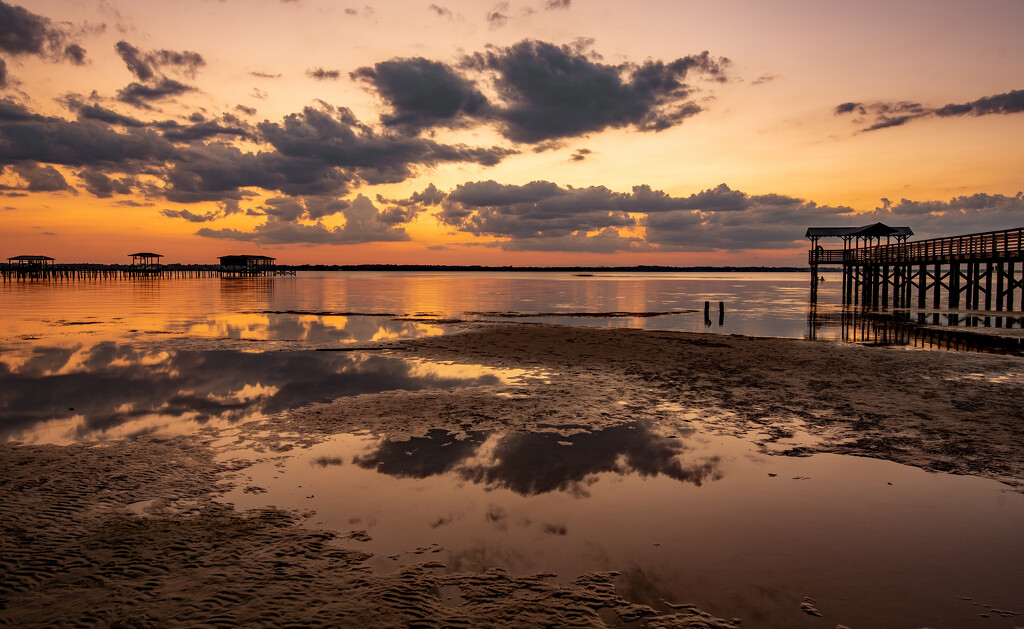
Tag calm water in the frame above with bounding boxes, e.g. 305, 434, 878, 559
0, 270, 830, 340
222, 423, 1024, 629
3, 271, 1023, 627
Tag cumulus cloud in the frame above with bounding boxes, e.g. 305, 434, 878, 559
117, 77, 195, 108
0, 0, 88, 64
837, 89, 1024, 132
115, 41, 205, 81
355, 39, 728, 144
78, 168, 136, 197
255, 104, 513, 187
351, 57, 487, 133
195, 194, 411, 244
7, 162, 76, 192
112, 41, 204, 108
462, 40, 728, 142
2, 98, 518, 206
0, 100, 177, 166
387, 180, 862, 253
156, 118, 250, 142
864, 193, 1024, 238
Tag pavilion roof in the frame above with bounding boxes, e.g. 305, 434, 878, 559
805, 223, 913, 239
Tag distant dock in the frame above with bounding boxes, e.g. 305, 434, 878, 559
3, 253, 293, 282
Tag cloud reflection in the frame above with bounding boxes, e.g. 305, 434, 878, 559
353, 423, 723, 496
0, 342, 499, 442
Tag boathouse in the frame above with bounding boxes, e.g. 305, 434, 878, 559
5, 255, 55, 279
129, 252, 162, 275
219, 254, 276, 276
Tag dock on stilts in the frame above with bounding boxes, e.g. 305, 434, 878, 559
809, 224, 1024, 316
807, 224, 1024, 351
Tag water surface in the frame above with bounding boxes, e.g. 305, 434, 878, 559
222, 422, 1024, 629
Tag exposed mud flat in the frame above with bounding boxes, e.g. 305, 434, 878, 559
3, 323, 1023, 627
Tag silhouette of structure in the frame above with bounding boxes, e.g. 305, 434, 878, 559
129, 252, 162, 276
219, 254, 277, 277
808, 225, 1024, 312
5, 255, 55, 279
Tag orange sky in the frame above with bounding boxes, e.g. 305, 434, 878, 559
2, 0, 1023, 265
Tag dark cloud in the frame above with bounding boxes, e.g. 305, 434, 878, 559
79, 168, 135, 197
307, 67, 340, 80
196, 194, 411, 244
256, 105, 513, 186
0, 58, 7, 87
117, 77, 195, 108
63, 43, 86, 65
250, 71, 281, 79
160, 207, 219, 222
11, 162, 75, 192
570, 148, 591, 162
253, 195, 349, 221
545, 0, 570, 9
0, 101, 177, 166
351, 57, 487, 133
235, 104, 257, 116
936, 89, 1024, 117
373, 183, 446, 224
0, 0, 87, 64
834, 101, 861, 115
115, 41, 205, 81
461, 40, 729, 142
72, 102, 147, 127
487, 3, 509, 27
866, 192, 1024, 239
392, 180, 859, 253
156, 118, 250, 142
2, 89, 518, 208
429, 4, 452, 17
160, 141, 353, 203
838, 89, 1024, 132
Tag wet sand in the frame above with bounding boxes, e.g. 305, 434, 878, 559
3, 323, 1024, 627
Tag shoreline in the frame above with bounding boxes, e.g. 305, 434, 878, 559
3, 323, 1023, 626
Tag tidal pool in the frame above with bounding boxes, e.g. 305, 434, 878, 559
0, 342, 527, 443
221, 422, 1024, 629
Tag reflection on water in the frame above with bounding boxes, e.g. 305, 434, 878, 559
352, 423, 722, 495
223, 422, 1024, 629
0, 342, 516, 443
808, 305, 1024, 354
1, 271, 831, 341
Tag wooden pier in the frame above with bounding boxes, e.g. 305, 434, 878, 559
809, 225, 1024, 313
3, 252, 294, 282
1, 264, 224, 281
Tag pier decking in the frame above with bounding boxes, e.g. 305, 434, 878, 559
3, 253, 293, 281
809, 225, 1024, 312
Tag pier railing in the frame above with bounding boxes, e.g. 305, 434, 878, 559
849, 227, 1024, 265
808, 249, 847, 264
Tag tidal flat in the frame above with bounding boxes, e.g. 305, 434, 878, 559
2, 322, 1024, 628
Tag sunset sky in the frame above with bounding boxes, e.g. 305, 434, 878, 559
1, 0, 1022, 265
